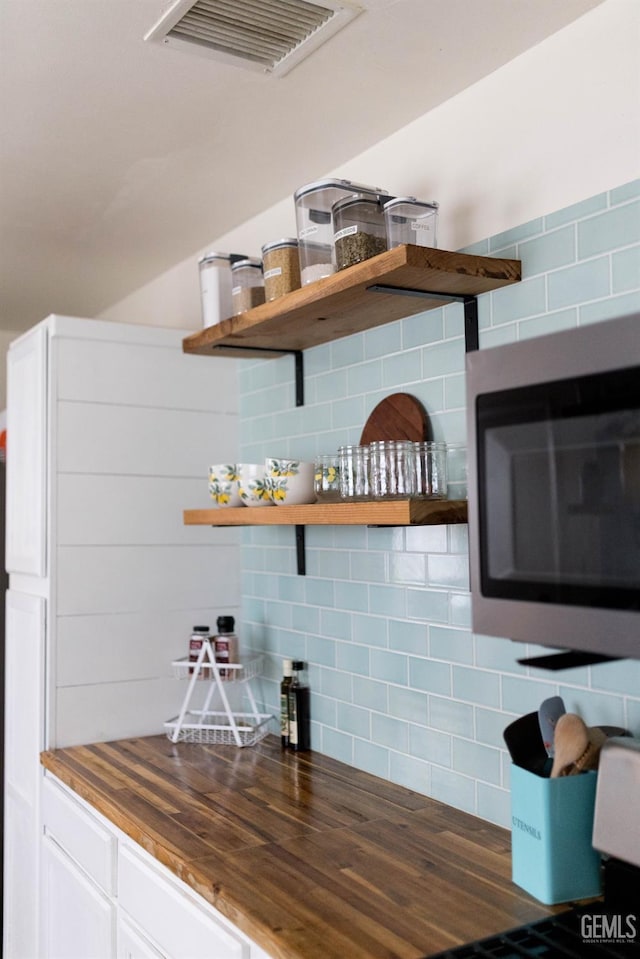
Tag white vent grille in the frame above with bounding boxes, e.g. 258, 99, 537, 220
145, 0, 362, 77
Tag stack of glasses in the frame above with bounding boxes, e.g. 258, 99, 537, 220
314, 441, 449, 501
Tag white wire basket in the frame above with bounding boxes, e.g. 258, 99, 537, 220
164, 711, 273, 746
166, 648, 273, 747
171, 654, 263, 682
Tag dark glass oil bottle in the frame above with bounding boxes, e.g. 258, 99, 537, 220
280, 658, 293, 747
287, 660, 310, 751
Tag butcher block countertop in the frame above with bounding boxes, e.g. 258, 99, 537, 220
41, 735, 559, 959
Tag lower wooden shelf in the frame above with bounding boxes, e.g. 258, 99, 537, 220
184, 498, 467, 527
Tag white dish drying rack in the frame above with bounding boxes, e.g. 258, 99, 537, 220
165, 640, 273, 747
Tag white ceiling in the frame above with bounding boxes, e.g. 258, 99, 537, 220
0, 0, 604, 333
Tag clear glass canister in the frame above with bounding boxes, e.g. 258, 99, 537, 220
198, 252, 233, 328
294, 178, 390, 286
333, 195, 388, 271
338, 445, 370, 499
383, 197, 439, 249
314, 453, 341, 502
413, 442, 447, 499
261, 238, 301, 302
231, 258, 265, 315
369, 441, 415, 499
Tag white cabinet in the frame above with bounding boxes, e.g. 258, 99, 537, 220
4, 590, 46, 959
117, 917, 164, 959
41, 834, 116, 959
4, 314, 241, 958
118, 845, 248, 959
41, 774, 275, 959
5, 323, 47, 576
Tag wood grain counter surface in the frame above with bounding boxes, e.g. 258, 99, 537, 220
41, 735, 559, 959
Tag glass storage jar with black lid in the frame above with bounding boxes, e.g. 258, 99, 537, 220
261, 238, 301, 302
383, 197, 439, 249
332, 194, 388, 271
294, 178, 390, 286
231, 258, 265, 315
198, 252, 238, 328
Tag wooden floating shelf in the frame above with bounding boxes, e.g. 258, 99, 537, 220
183, 244, 521, 358
184, 499, 468, 527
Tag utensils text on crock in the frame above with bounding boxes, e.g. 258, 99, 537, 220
538, 695, 566, 757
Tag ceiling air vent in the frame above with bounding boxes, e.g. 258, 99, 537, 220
145, 0, 362, 77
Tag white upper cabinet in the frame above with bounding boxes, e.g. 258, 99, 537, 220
6, 324, 48, 575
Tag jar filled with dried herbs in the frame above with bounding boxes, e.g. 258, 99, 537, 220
294, 178, 391, 285
261, 238, 301, 301
332, 195, 388, 271
231, 258, 265, 315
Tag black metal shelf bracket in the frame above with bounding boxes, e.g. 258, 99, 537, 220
295, 525, 306, 576
212, 345, 304, 406
366, 284, 480, 353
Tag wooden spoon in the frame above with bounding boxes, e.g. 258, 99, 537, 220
550, 713, 607, 777
550, 713, 590, 777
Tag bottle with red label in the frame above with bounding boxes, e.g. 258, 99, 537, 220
188, 625, 210, 677
213, 615, 239, 680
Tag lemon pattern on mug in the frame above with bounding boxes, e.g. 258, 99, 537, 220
208, 464, 242, 508
265, 458, 316, 505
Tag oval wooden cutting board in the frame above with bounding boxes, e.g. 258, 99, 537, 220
360, 392, 431, 445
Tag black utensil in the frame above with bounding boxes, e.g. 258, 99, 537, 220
503, 711, 551, 776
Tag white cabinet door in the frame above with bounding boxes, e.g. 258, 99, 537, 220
41, 834, 116, 959
117, 916, 164, 959
118, 844, 248, 959
6, 323, 48, 575
3, 590, 46, 959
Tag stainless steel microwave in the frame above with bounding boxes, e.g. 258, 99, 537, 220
466, 314, 640, 660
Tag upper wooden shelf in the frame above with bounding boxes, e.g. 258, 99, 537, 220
183, 244, 521, 358
184, 499, 468, 527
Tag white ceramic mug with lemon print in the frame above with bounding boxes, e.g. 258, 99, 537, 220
265, 458, 316, 505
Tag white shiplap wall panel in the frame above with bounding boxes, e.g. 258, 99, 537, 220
45, 316, 240, 747
56, 473, 237, 546
54, 337, 235, 414
54, 678, 195, 746
56, 402, 235, 477
55, 607, 234, 686
55, 545, 239, 617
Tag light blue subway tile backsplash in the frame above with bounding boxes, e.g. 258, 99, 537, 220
382, 347, 422, 387
547, 256, 610, 310
240, 177, 640, 825
402, 309, 444, 350
429, 626, 473, 665
578, 199, 640, 259
429, 695, 474, 737
518, 309, 577, 340
477, 783, 510, 828
388, 685, 428, 724
518, 225, 575, 277
452, 738, 501, 786
409, 724, 451, 766
544, 192, 608, 230
492, 276, 546, 325
610, 179, 640, 204
452, 666, 500, 708
388, 619, 428, 656
579, 289, 640, 325
612, 245, 640, 293
338, 702, 371, 739
430, 767, 476, 815
489, 217, 544, 251
364, 321, 403, 359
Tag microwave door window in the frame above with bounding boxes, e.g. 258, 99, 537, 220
478, 384, 640, 610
